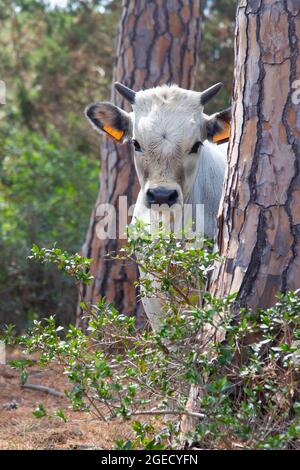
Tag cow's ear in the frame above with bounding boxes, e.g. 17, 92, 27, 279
206, 107, 231, 145
85, 101, 131, 143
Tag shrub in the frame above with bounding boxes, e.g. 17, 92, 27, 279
3, 225, 300, 450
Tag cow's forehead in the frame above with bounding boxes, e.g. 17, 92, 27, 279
134, 84, 202, 112
132, 85, 204, 146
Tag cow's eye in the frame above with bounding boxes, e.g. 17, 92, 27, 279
131, 139, 142, 152
189, 141, 203, 154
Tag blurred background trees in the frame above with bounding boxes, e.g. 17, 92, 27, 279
0, 0, 235, 330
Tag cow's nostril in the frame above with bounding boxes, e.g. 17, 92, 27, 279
146, 187, 179, 207
146, 189, 157, 205
168, 190, 178, 205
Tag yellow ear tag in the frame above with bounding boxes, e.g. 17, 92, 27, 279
213, 120, 230, 144
103, 124, 124, 142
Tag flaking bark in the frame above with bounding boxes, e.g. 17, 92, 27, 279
211, 0, 300, 310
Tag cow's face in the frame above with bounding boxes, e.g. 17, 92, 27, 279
86, 83, 230, 209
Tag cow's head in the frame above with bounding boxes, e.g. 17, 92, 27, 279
85, 83, 230, 208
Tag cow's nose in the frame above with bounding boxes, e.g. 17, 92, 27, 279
146, 187, 179, 207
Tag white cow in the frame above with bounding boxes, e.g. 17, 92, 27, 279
85, 82, 230, 329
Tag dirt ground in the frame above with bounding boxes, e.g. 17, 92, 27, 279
0, 349, 134, 450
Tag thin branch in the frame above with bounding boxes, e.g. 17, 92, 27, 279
22, 383, 65, 398
129, 409, 205, 419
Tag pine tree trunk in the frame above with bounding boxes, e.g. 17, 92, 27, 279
182, 1, 300, 440
210, 0, 300, 310
79, 0, 202, 324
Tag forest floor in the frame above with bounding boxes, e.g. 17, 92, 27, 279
0, 348, 135, 450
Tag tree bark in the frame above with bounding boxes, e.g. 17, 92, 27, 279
210, 0, 300, 310
181, 1, 300, 441
79, 0, 202, 324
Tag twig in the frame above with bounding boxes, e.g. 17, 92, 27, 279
129, 409, 205, 419
126, 255, 191, 305
22, 383, 65, 398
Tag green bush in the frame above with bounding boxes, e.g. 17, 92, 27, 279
3, 225, 300, 450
